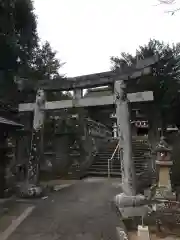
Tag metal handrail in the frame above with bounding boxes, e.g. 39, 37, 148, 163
108, 142, 120, 178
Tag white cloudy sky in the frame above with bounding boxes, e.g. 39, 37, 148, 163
34, 0, 180, 77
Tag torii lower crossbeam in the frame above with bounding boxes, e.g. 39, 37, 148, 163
19, 91, 153, 112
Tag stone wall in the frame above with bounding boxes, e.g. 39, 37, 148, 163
17, 108, 112, 180
40, 116, 112, 179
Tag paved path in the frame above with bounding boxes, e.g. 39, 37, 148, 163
8, 178, 123, 240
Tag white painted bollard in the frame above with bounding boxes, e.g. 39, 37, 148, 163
113, 122, 118, 138
137, 225, 150, 240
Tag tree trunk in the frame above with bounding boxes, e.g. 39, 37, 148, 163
0, 130, 7, 198
0, 162, 5, 198
148, 108, 160, 149
161, 110, 167, 137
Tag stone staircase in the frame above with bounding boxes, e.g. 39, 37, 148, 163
87, 139, 121, 177
87, 137, 155, 189
132, 137, 155, 192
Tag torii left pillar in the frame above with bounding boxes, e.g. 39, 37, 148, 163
19, 89, 46, 198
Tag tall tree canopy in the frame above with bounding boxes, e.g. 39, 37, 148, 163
0, 0, 38, 102
29, 41, 65, 81
111, 39, 180, 135
0, 0, 65, 104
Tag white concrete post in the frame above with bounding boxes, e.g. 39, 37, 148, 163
114, 80, 136, 196
113, 122, 118, 138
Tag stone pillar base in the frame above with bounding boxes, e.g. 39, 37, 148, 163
155, 186, 176, 200
138, 225, 150, 240
16, 182, 44, 198
114, 193, 151, 219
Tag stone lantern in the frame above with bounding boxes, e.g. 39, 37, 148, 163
155, 136, 174, 199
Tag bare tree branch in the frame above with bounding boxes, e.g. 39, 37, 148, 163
158, 0, 180, 14
165, 7, 180, 14
159, 0, 176, 4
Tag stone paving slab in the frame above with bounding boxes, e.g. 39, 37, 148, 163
7, 178, 123, 240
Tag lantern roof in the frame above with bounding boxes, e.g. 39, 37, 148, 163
155, 137, 172, 153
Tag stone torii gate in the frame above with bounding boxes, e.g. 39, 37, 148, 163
17, 55, 157, 198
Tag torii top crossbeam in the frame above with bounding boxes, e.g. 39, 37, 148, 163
17, 55, 158, 91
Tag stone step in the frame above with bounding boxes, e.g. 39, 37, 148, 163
91, 163, 108, 167
89, 166, 146, 173
97, 150, 150, 157
87, 171, 121, 177
90, 162, 147, 169
90, 162, 146, 167
95, 160, 119, 164
91, 161, 120, 166
94, 159, 119, 162
89, 166, 121, 171
90, 166, 121, 170
94, 157, 149, 162
98, 153, 150, 157
96, 154, 118, 158
95, 156, 120, 160
97, 152, 149, 157
91, 162, 149, 168
91, 160, 121, 164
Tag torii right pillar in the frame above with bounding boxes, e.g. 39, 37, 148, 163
114, 80, 136, 195
114, 80, 150, 220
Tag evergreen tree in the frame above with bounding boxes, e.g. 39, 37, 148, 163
29, 41, 65, 81
111, 39, 180, 135
0, 0, 38, 103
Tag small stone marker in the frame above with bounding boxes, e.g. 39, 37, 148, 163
137, 225, 150, 240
